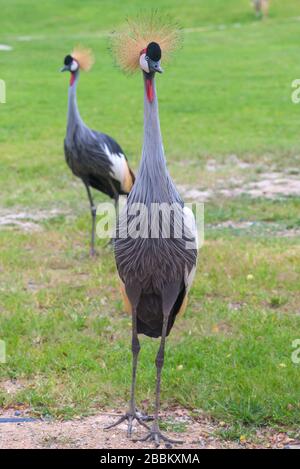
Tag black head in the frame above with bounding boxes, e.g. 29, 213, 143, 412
64, 55, 73, 66
141, 41, 163, 74
146, 42, 162, 62
60, 54, 79, 73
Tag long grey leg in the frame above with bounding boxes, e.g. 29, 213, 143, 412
152, 311, 169, 432
114, 193, 119, 222
127, 306, 141, 436
151, 307, 183, 446
84, 182, 96, 256
108, 179, 120, 222
104, 284, 151, 437
102, 179, 120, 248
133, 310, 181, 447
133, 282, 184, 447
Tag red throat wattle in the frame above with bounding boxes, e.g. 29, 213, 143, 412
146, 78, 154, 103
70, 73, 76, 86
140, 48, 154, 103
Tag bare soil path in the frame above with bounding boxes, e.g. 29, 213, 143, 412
0, 408, 298, 449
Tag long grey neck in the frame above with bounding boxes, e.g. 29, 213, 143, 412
128, 73, 181, 205
66, 71, 84, 140
139, 74, 169, 188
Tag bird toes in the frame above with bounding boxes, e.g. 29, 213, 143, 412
133, 429, 184, 448
104, 410, 151, 437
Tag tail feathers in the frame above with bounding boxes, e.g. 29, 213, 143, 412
118, 277, 187, 339
137, 288, 186, 338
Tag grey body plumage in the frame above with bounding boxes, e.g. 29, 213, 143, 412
115, 77, 197, 338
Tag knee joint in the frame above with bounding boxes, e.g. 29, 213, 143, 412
155, 356, 164, 369
132, 338, 140, 354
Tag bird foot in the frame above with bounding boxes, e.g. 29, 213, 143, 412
104, 410, 152, 438
133, 427, 184, 448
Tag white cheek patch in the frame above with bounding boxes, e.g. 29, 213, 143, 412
70, 60, 79, 72
139, 53, 149, 73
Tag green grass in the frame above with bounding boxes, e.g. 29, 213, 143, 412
1, 0, 300, 440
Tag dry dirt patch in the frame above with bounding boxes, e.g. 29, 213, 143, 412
207, 220, 300, 238
0, 408, 299, 449
178, 170, 300, 202
0, 209, 69, 232
0, 379, 27, 396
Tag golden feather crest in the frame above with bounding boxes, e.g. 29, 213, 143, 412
72, 46, 95, 71
111, 12, 182, 74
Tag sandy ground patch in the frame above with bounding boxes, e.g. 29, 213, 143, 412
0, 408, 299, 449
207, 221, 300, 238
0, 208, 69, 232
178, 171, 300, 202
0, 379, 28, 396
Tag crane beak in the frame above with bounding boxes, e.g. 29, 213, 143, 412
148, 59, 163, 74
60, 65, 69, 72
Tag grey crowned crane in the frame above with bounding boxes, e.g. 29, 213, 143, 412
61, 47, 135, 255
105, 18, 198, 447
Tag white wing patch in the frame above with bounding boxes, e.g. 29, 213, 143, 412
183, 206, 198, 291
103, 144, 129, 191
183, 206, 198, 250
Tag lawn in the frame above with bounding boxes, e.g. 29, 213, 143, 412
0, 0, 300, 441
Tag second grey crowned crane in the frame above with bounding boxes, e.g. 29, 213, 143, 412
61, 47, 135, 255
